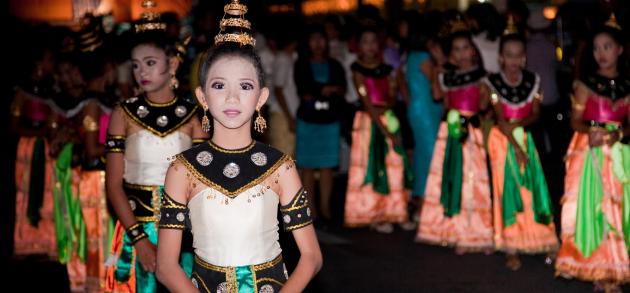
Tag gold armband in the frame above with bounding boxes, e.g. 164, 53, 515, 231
490, 92, 499, 105
357, 85, 367, 97
10, 104, 21, 117
83, 115, 99, 132
570, 95, 585, 110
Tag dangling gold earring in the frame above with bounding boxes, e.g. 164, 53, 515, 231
201, 106, 211, 132
170, 74, 179, 90
254, 108, 267, 133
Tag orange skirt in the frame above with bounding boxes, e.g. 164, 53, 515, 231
416, 122, 493, 251
344, 111, 409, 226
555, 133, 630, 283
487, 128, 558, 254
13, 136, 57, 258
67, 170, 112, 292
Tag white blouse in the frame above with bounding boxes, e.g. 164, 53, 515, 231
188, 185, 282, 267
124, 130, 192, 186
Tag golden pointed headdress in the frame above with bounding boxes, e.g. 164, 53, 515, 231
503, 15, 519, 36
214, 0, 255, 47
605, 13, 622, 30
135, 0, 166, 33
449, 15, 469, 34
78, 13, 104, 52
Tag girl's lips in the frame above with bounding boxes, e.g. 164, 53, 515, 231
223, 109, 241, 117
140, 80, 151, 85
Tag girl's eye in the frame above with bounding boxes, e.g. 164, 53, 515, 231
241, 82, 254, 90
147, 60, 156, 66
132, 63, 138, 70
212, 82, 224, 89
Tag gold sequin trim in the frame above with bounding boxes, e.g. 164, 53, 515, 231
162, 192, 187, 209
124, 182, 159, 191
135, 216, 157, 222
255, 278, 285, 287
208, 140, 256, 154
83, 115, 99, 132
107, 135, 126, 140
285, 220, 313, 231
194, 254, 283, 272
176, 154, 290, 198
144, 96, 178, 107
192, 272, 212, 293
280, 188, 308, 212
158, 223, 185, 229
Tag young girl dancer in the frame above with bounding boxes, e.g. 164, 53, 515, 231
104, 1, 207, 291
555, 14, 630, 292
485, 20, 558, 270
416, 17, 493, 254
344, 27, 413, 233
155, 1, 322, 292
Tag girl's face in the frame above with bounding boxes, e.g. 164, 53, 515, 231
196, 56, 268, 131
500, 40, 526, 73
131, 44, 177, 93
593, 32, 623, 71
57, 61, 83, 92
451, 36, 475, 67
359, 31, 380, 59
309, 32, 327, 57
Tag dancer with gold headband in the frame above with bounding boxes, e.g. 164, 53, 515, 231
555, 14, 630, 292
104, 1, 207, 292
415, 16, 493, 254
155, 1, 322, 292
485, 17, 558, 271
343, 26, 413, 233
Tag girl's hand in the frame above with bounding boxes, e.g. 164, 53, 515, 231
515, 148, 529, 166
135, 238, 157, 272
499, 121, 516, 137
588, 128, 606, 147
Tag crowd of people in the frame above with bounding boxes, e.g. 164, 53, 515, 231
7, 0, 630, 292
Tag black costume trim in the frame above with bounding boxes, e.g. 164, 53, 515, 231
486, 70, 539, 105
176, 141, 290, 198
158, 191, 189, 230
351, 62, 393, 78
121, 96, 198, 137
580, 74, 630, 100
280, 187, 313, 232
440, 67, 486, 89
105, 135, 125, 153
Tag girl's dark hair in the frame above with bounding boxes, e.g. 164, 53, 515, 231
356, 26, 381, 45
442, 30, 473, 55
198, 44, 266, 89
579, 25, 629, 79
300, 25, 329, 59
129, 29, 178, 58
499, 33, 527, 53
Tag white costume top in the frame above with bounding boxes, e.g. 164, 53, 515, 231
188, 185, 282, 267
124, 130, 191, 186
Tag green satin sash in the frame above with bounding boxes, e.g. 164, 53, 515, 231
364, 111, 413, 195
502, 129, 553, 227
114, 194, 193, 292
440, 110, 464, 217
611, 143, 630, 254
236, 266, 255, 293
52, 143, 87, 263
